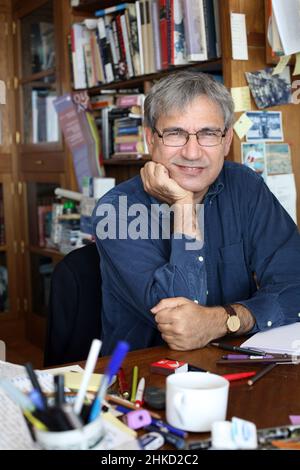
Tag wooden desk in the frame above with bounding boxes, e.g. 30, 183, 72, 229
93, 344, 300, 438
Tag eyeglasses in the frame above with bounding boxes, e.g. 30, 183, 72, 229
153, 127, 227, 147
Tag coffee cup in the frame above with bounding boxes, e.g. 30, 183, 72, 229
166, 372, 229, 432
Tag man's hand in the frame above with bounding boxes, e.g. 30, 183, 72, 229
151, 297, 227, 350
140, 161, 193, 205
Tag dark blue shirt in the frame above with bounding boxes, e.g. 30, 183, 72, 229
92, 162, 300, 355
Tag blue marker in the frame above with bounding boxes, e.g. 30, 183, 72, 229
89, 341, 129, 422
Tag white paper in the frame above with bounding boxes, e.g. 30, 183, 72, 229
241, 323, 300, 355
266, 173, 297, 223
272, 0, 300, 55
0, 80, 6, 105
230, 13, 249, 60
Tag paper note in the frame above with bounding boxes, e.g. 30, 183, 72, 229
272, 55, 291, 75
233, 113, 253, 139
231, 86, 251, 112
241, 322, 300, 355
266, 173, 297, 224
96, 412, 139, 450
293, 52, 300, 76
230, 13, 249, 60
0, 81, 6, 105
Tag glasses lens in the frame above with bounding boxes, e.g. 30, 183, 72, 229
162, 130, 188, 147
196, 131, 222, 147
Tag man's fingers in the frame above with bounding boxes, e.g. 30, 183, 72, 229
151, 297, 188, 313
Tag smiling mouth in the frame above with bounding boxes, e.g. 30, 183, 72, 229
175, 165, 205, 174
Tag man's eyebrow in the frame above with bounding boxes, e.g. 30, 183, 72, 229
197, 127, 223, 132
162, 127, 185, 132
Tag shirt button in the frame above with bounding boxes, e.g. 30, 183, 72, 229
194, 300, 199, 304
198, 256, 204, 262
206, 290, 209, 295
267, 321, 272, 327
298, 313, 300, 318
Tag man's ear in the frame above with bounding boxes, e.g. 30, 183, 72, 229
223, 127, 233, 157
144, 127, 154, 153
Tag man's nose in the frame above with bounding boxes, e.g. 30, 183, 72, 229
180, 134, 203, 159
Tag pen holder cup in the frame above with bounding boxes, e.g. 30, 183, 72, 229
34, 415, 105, 450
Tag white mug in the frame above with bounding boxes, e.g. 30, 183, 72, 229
166, 372, 229, 432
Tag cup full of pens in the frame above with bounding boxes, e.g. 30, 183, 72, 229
0, 339, 130, 450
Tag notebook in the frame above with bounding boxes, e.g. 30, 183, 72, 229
241, 322, 300, 355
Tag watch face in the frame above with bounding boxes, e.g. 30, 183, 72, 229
227, 315, 241, 333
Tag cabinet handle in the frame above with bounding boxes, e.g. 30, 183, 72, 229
35, 160, 43, 165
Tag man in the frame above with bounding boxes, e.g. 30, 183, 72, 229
93, 71, 300, 355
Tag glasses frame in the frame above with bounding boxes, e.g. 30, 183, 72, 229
153, 127, 227, 147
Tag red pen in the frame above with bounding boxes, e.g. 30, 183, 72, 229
222, 371, 256, 382
117, 367, 130, 399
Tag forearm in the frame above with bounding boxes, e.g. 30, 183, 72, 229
173, 201, 202, 240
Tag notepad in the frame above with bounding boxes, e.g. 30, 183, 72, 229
241, 323, 300, 355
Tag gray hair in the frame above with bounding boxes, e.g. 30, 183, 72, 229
144, 70, 235, 129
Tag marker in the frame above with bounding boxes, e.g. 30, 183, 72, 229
0, 378, 35, 411
222, 371, 256, 382
211, 342, 267, 356
130, 366, 139, 403
89, 341, 129, 422
106, 394, 161, 419
135, 377, 145, 407
24, 362, 47, 410
117, 368, 130, 399
73, 339, 102, 415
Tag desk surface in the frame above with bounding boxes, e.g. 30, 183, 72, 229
92, 343, 300, 436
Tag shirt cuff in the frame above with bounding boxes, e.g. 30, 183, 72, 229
237, 293, 285, 334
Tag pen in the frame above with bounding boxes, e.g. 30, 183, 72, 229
217, 357, 294, 365
151, 418, 187, 438
211, 342, 267, 356
73, 338, 102, 415
222, 354, 274, 360
0, 378, 35, 412
117, 367, 130, 399
222, 371, 256, 382
135, 377, 145, 407
247, 363, 277, 386
54, 374, 65, 408
130, 365, 139, 402
106, 394, 161, 419
89, 341, 129, 422
24, 362, 48, 410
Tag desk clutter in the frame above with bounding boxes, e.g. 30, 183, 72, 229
1, 337, 300, 450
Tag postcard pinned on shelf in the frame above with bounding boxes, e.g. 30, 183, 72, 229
245, 67, 292, 109
266, 143, 292, 176
241, 142, 267, 180
245, 111, 284, 142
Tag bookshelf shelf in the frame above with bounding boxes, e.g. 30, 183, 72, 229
104, 156, 150, 166
20, 68, 57, 85
86, 59, 223, 95
0, 245, 7, 252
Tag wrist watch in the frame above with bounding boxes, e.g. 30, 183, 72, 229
224, 304, 241, 333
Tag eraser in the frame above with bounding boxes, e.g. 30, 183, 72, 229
150, 359, 188, 376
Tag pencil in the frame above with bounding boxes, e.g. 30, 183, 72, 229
247, 363, 277, 386
130, 365, 138, 402
106, 393, 161, 419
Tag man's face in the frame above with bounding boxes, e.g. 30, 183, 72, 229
145, 96, 233, 199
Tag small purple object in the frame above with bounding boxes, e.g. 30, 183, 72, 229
289, 415, 300, 425
125, 409, 152, 430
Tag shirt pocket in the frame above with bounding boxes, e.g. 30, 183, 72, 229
218, 241, 251, 304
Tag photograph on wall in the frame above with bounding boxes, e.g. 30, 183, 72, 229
266, 143, 292, 175
241, 142, 266, 180
245, 66, 292, 108
245, 111, 284, 142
